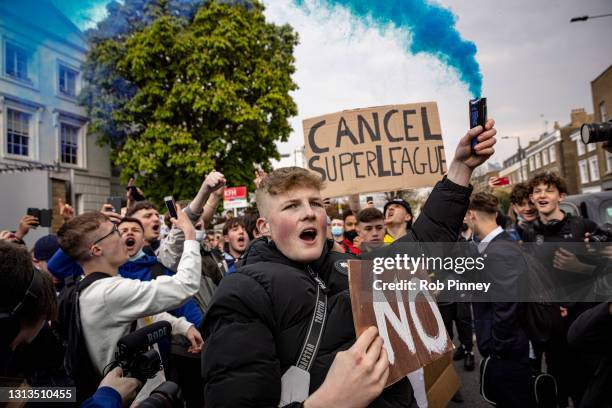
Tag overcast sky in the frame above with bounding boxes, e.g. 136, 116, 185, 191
263, 0, 612, 168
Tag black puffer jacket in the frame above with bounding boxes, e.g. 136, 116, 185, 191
201, 176, 472, 407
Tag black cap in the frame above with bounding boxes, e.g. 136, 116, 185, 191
384, 199, 412, 217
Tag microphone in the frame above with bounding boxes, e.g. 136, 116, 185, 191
116, 321, 172, 358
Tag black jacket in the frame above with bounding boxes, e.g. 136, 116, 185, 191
472, 231, 530, 363
200, 176, 472, 407
568, 302, 612, 408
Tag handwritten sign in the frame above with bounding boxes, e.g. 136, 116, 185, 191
303, 103, 447, 198
348, 259, 453, 386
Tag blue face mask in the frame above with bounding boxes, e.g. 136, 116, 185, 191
129, 249, 145, 262
331, 226, 343, 237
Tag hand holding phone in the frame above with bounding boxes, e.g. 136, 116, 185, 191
469, 97, 487, 154
107, 197, 123, 214
164, 196, 178, 219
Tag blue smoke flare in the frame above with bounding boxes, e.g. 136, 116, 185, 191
294, 0, 483, 97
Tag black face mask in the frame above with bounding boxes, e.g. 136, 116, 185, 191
344, 230, 359, 243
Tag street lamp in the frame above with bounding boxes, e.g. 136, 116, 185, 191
502, 136, 525, 182
570, 13, 612, 23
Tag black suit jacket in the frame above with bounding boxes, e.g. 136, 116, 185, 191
472, 231, 530, 363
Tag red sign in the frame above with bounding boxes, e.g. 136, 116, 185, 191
224, 186, 247, 200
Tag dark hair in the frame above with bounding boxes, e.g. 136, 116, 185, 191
125, 201, 158, 218
510, 182, 531, 204
242, 209, 260, 241
529, 172, 568, 195
357, 208, 384, 224
342, 209, 356, 222
223, 217, 246, 236
469, 192, 499, 215
118, 217, 144, 232
0, 241, 57, 324
58, 212, 109, 262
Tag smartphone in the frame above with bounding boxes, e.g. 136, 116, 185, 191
496, 177, 510, 186
469, 97, 487, 153
107, 197, 123, 213
27, 208, 41, 226
39, 209, 53, 228
164, 196, 178, 219
366, 196, 374, 203
126, 185, 145, 201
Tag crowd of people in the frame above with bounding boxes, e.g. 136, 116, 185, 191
1, 119, 611, 408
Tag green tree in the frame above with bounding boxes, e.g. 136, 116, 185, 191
82, 1, 298, 203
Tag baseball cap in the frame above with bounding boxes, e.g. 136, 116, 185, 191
33, 234, 60, 261
383, 199, 413, 217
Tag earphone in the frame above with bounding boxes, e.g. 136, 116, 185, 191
0, 269, 43, 344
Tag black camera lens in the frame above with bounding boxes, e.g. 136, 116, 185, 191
581, 121, 612, 144
139, 381, 183, 408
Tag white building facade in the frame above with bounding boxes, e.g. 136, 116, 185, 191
0, 0, 112, 245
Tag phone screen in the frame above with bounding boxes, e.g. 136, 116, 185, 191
164, 196, 178, 219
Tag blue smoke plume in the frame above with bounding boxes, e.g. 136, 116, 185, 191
49, 0, 113, 29
294, 0, 483, 97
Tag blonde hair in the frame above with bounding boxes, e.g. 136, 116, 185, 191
256, 167, 324, 216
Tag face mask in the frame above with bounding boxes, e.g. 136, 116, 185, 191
129, 249, 145, 262
331, 226, 343, 236
344, 230, 358, 242
195, 230, 205, 242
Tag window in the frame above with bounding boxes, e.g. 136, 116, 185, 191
576, 140, 585, 156
529, 156, 535, 171
549, 145, 556, 162
542, 149, 549, 166
589, 156, 600, 181
59, 65, 78, 97
587, 142, 596, 153
600, 101, 608, 122
579, 160, 589, 184
535, 153, 541, 169
60, 123, 79, 164
5, 42, 28, 80
6, 108, 31, 156
606, 151, 612, 174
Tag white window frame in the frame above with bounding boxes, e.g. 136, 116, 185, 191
600, 101, 607, 122
588, 156, 600, 181
587, 143, 596, 153
0, 98, 41, 161
529, 156, 535, 171
1, 37, 38, 89
578, 159, 589, 184
53, 112, 87, 169
549, 145, 556, 162
535, 153, 541, 169
576, 140, 585, 156
56, 60, 81, 100
606, 151, 612, 174
542, 149, 549, 166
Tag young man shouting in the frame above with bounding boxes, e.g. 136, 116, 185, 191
201, 120, 498, 407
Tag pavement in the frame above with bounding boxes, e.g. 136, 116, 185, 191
447, 343, 489, 408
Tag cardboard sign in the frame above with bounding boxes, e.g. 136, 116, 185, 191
303, 102, 447, 198
223, 186, 248, 210
348, 259, 453, 387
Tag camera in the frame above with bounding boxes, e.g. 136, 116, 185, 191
589, 223, 612, 243
113, 321, 172, 382
139, 381, 184, 408
581, 120, 612, 144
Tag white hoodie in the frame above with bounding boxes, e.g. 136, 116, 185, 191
79, 240, 202, 374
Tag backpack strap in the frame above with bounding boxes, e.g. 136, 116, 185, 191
150, 262, 168, 279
